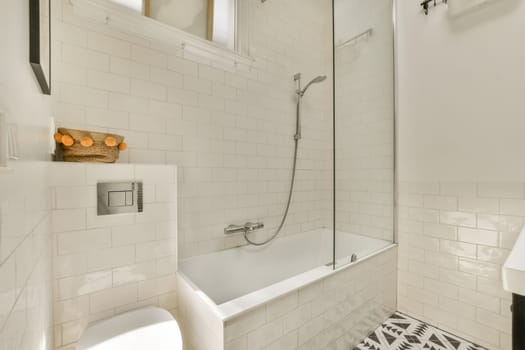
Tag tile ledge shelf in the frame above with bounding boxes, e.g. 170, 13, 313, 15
69, 0, 256, 68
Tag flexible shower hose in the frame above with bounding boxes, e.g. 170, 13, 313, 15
242, 75, 326, 246
243, 137, 299, 246
243, 94, 302, 246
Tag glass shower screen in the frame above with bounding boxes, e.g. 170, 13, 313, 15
333, 0, 396, 268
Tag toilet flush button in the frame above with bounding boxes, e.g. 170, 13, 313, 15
125, 191, 134, 206
97, 182, 143, 216
108, 191, 126, 207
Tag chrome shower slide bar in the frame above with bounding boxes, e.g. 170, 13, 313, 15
335, 28, 373, 49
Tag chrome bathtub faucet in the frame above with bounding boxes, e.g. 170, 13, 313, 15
224, 222, 264, 235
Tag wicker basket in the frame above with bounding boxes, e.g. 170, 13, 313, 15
57, 128, 126, 163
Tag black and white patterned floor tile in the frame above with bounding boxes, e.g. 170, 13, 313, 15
354, 312, 489, 350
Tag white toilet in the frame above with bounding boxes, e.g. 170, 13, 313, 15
77, 307, 183, 350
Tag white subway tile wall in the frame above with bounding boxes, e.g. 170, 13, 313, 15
0, 162, 53, 350
398, 181, 520, 350
1, 1, 56, 348
223, 247, 397, 350
51, 163, 178, 349
0, 0, 56, 348
52, 0, 334, 258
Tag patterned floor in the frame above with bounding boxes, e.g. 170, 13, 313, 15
354, 313, 489, 350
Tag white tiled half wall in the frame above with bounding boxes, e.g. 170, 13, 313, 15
51, 0, 333, 258
223, 247, 397, 350
0, 162, 54, 350
51, 163, 177, 350
397, 181, 520, 350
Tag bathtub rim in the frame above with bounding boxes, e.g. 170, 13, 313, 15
178, 243, 398, 322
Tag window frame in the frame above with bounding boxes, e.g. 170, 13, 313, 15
70, 0, 253, 65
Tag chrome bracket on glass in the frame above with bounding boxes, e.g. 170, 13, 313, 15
224, 222, 264, 235
97, 182, 143, 216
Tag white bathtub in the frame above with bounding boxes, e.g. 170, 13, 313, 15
179, 229, 393, 320
177, 229, 397, 350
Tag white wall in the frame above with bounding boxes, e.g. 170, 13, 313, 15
398, 181, 515, 349
397, 1, 525, 349
0, 0, 52, 161
51, 163, 177, 350
398, 0, 525, 182
52, 0, 333, 258
0, 0, 54, 349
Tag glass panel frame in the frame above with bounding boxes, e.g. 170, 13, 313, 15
332, 0, 398, 270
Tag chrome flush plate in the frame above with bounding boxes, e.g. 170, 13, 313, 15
97, 182, 143, 216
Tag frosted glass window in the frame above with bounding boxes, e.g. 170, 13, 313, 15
212, 0, 235, 50
149, 0, 209, 40
111, 0, 237, 51
111, 0, 143, 13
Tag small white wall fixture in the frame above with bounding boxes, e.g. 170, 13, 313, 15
0, 111, 7, 168
448, 0, 501, 17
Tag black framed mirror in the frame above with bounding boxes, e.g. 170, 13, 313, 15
29, 0, 51, 95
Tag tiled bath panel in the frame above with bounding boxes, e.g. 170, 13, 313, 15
354, 312, 488, 350
176, 246, 396, 350
50, 163, 178, 350
398, 182, 519, 350
223, 247, 397, 350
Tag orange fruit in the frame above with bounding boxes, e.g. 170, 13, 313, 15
80, 136, 94, 147
61, 135, 74, 147
104, 136, 117, 147
54, 132, 63, 143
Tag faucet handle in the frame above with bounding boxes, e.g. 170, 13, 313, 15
224, 222, 264, 235
224, 224, 244, 234
244, 222, 264, 232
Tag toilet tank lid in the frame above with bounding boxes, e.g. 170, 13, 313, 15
77, 307, 180, 350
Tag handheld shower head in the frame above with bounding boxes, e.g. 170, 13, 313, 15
299, 75, 327, 96
311, 75, 327, 84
